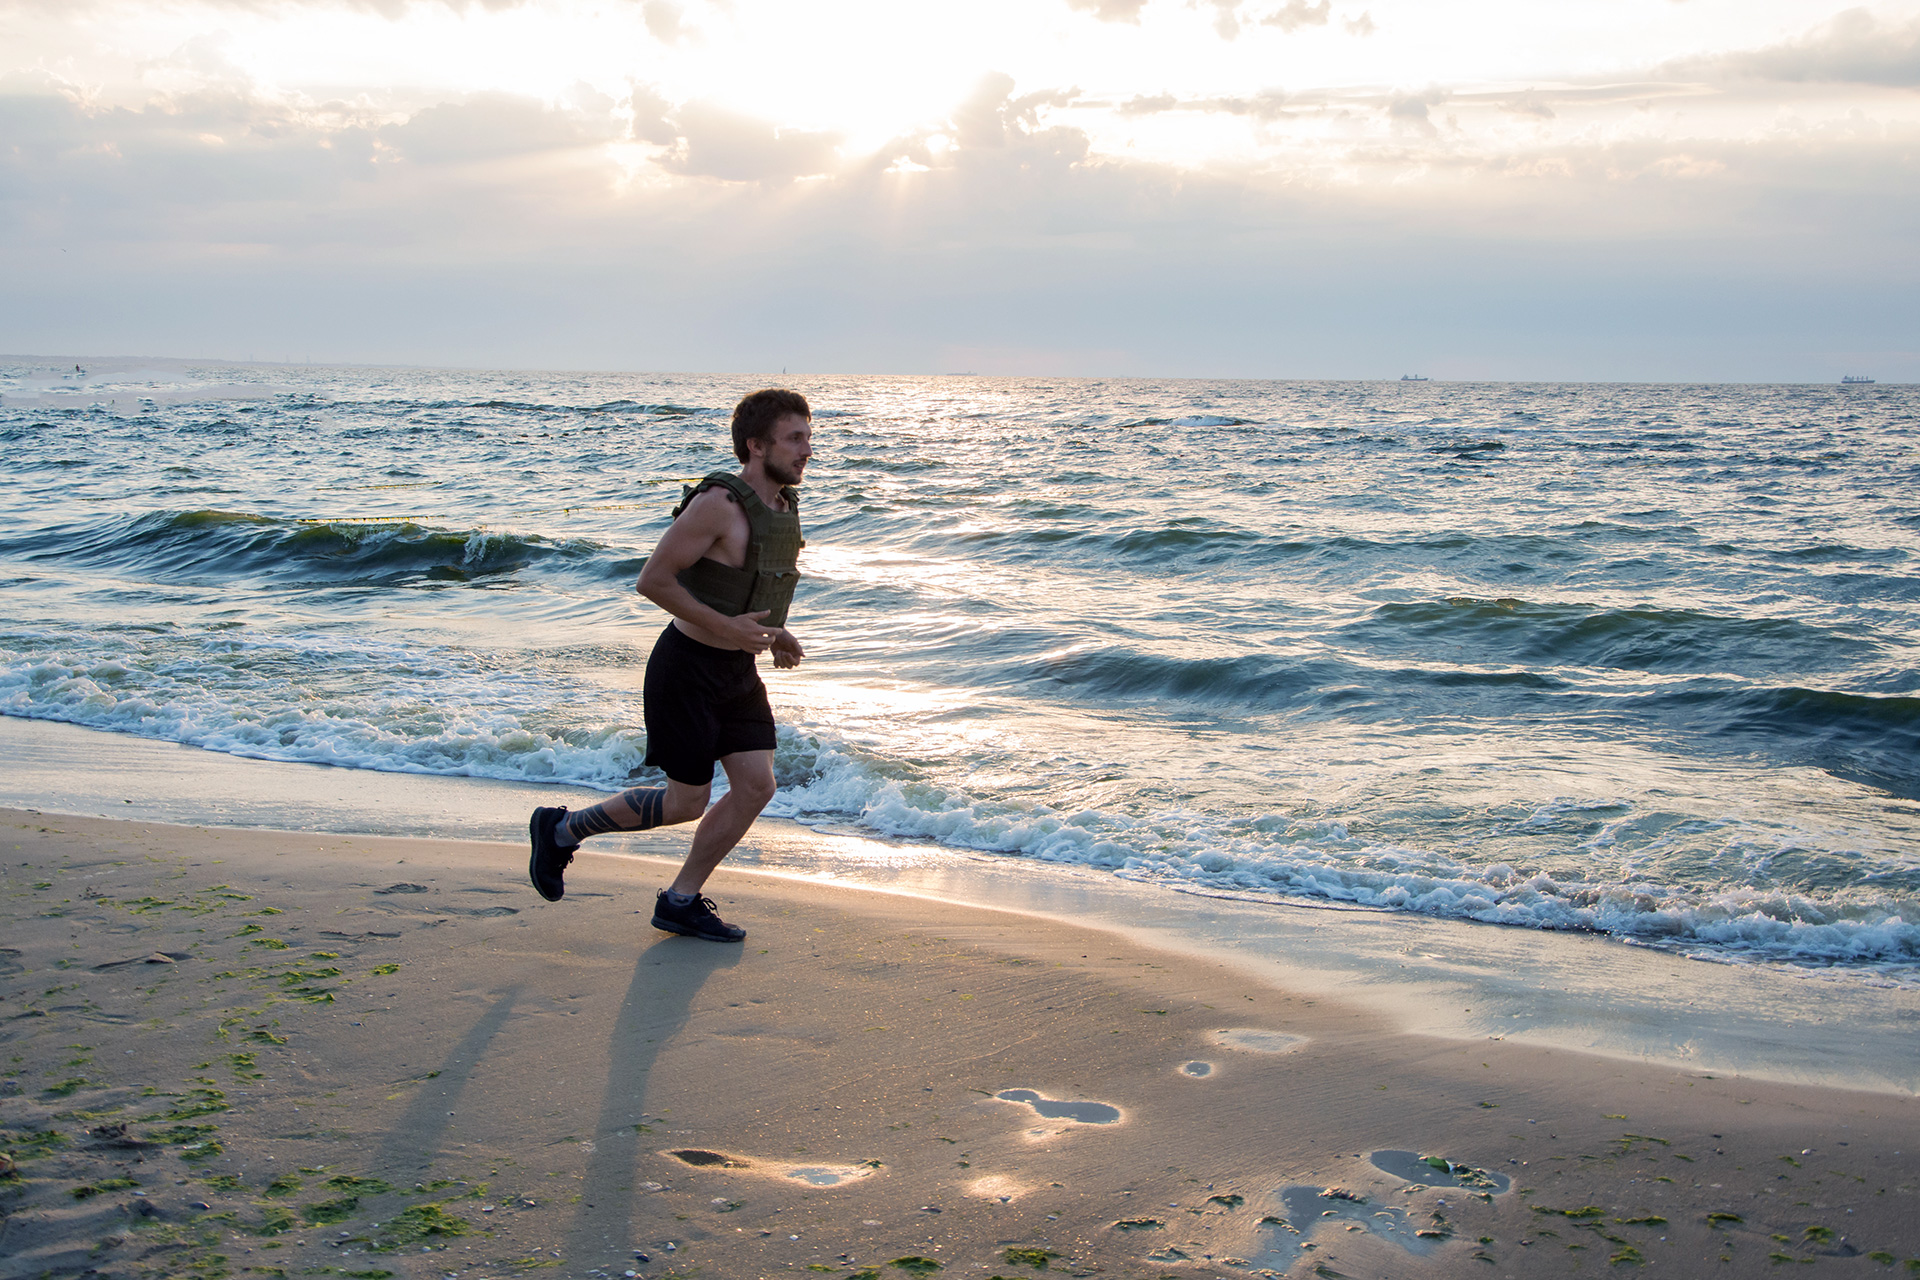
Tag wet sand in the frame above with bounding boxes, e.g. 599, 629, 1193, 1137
2, 809, 1917, 1279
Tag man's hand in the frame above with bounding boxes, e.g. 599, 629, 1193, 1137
719, 609, 778, 655
769, 628, 806, 669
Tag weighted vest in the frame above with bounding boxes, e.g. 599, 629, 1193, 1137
670, 472, 805, 628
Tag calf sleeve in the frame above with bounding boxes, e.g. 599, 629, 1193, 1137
557, 787, 667, 845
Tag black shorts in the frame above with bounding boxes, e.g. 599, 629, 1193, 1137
642, 623, 776, 786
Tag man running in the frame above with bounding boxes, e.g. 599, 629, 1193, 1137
526, 387, 813, 942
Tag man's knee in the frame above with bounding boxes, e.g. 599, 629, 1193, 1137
662, 781, 710, 825
725, 761, 777, 810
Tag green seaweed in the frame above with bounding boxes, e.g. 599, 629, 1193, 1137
1112, 1218, 1165, 1230
255, 1206, 297, 1236
265, 1174, 304, 1198
372, 1202, 468, 1247
71, 1177, 140, 1199
3, 1128, 69, 1158
889, 1261, 943, 1275
304, 1196, 360, 1223
146, 1086, 230, 1122
1001, 1245, 1057, 1267
325, 1175, 393, 1196
1533, 1205, 1605, 1220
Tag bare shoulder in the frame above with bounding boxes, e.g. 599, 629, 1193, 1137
679, 483, 745, 528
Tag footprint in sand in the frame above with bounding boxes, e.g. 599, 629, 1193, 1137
993, 1089, 1122, 1126
663, 1149, 878, 1187
1209, 1028, 1307, 1054
1250, 1184, 1441, 1270
1370, 1149, 1511, 1193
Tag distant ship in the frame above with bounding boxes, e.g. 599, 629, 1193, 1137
1400, 374, 1429, 381
1841, 375, 1875, 384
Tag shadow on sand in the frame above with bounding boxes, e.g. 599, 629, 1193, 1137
563, 934, 744, 1267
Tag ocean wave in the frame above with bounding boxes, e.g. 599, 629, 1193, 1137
763, 735, 1920, 974
0, 635, 650, 786
1, 508, 621, 587
5, 631, 1915, 975
1341, 597, 1883, 675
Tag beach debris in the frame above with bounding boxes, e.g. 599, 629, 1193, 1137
375, 883, 429, 894
0, 1154, 15, 1177
1319, 1188, 1366, 1203
1112, 1218, 1165, 1231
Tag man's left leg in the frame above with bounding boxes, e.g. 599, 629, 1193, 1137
651, 749, 776, 942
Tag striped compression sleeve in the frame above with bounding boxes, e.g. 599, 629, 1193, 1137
558, 787, 667, 844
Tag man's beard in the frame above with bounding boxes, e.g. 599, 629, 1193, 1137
766, 457, 804, 486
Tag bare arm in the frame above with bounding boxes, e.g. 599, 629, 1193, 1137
636, 487, 785, 656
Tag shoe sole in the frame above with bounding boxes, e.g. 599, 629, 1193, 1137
528, 810, 564, 903
649, 913, 745, 943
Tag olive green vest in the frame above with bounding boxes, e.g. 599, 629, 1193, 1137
670, 472, 805, 628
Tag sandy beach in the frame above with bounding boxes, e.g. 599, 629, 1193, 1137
3, 807, 1917, 1280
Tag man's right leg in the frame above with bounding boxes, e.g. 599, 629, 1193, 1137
528, 781, 710, 902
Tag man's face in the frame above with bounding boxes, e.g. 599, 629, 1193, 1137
754, 413, 812, 486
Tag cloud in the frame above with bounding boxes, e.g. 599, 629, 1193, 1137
1672, 8, 1920, 87
950, 73, 1084, 151
664, 101, 841, 181
1502, 90, 1555, 120
5, 0, 538, 13
629, 83, 677, 145
1386, 87, 1446, 134
1064, 0, 1150, 21
642, 0, 686, 43
1116, 89, 1292, 120
383, 92, 611, 164
1262, 0, 1328, 33
1342, 9, 1373, 37
4, 40, 1919, 382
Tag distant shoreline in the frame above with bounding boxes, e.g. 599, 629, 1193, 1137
2, 354, 1910, 386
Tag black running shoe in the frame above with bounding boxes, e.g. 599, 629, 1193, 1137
651, 890, 746, 942
528, 807, 573, 901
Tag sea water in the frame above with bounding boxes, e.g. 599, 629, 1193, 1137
3, 361, 1916, 979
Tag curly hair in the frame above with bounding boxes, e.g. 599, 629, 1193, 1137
731, 388, 811, 464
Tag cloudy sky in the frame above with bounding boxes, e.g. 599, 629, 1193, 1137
3, 0, 1916, 380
